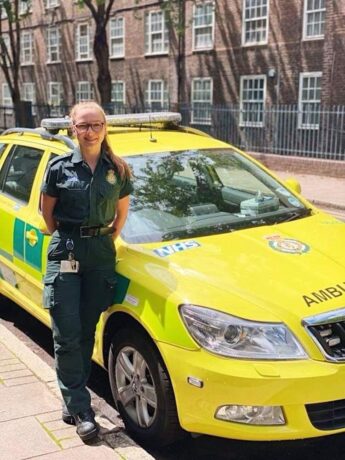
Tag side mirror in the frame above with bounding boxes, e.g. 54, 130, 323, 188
284, 178, 301, 194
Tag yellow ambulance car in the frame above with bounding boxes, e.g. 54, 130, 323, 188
0, 112, 345, 446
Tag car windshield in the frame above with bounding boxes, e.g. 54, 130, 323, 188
122, 148, 310, 244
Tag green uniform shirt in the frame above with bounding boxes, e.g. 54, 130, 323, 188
41, 147, 133, 226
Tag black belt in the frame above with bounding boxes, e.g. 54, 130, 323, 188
59, 224, 115, 238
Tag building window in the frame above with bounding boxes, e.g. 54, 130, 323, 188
145, 11, 169, 55
242, 0, 269, 45
109, 17, 124, 58
191, 78, 213, 125
2, 83, 12, 106
19, 1, 32, 15
303, 0, 325, 40
145, 80, 168, 110
111, 81, 125, 113
76, 23, 91, 61
298, 72, 322, 129
76, 81, 94, 102
23, 82, 36, 115
48, 82, 63, 116
1, 34, 11, 67
193, 1, 215, 51
47, 27, 60, 63
240, 75, 266, 127
2, 83, 13, 113
45, 0, 59, 8
21, 31, 33, 65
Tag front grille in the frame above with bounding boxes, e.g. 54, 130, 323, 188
307, 322, 345, 360
306, 399, 345, 430
303, 308, 345, 361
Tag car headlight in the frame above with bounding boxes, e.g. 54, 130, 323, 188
179, 304, 307, 360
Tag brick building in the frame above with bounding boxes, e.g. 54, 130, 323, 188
0, 0, 343, 128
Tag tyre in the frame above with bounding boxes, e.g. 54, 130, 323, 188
108, 327, 184, 447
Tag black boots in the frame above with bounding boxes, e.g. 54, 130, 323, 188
62, 404, 75, 425
73, 409, 99, 441
62, 404, 98, 441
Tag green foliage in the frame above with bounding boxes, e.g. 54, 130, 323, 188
134, 155, 192, 217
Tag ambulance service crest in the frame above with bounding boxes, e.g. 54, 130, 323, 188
106, 169, 117, 185
265, 234, 310, 254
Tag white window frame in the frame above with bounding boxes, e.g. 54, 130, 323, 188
2, 83, 13, 114
109, 17, 125, 58
22, 82, 36, 115
303, 0, 326, 40
48, 82, 63, 116
1, 34, 11, 67
239, 75, 266, 127
76, 23, 92, 61
145, 80, 169, 110
111, 80, 125, 106
19, 1, 32, 15
76, 81, 94, 102
191, 77, 213, 125
47, 26, 61, 63
20, 30, 33, 65
192, 1, 215, 51
298, 71, 322, 130
145, 10, 169, 55
242, 0, 269, 46
45, 0, 59, 9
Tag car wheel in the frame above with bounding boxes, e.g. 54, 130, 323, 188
108, 327, 184, 447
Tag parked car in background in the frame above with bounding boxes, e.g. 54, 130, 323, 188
0, 113, 345, 447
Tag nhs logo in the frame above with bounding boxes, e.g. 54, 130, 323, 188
154, 240, 201, 258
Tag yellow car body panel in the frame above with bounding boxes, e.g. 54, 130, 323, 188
0, 119, 345, 442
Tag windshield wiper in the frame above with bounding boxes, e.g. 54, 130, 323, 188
274, 207, 312, 223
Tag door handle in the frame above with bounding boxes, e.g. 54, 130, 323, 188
25, 228, 39, 247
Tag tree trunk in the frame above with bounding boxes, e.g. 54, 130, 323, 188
94, 22, 112, 107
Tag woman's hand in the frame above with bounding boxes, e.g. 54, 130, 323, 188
111, 195, 130, 241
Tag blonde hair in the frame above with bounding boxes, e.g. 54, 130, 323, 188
69, 101, 131, 180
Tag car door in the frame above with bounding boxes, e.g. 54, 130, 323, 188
0, 142, 50, 324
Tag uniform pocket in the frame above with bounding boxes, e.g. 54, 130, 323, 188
43, 271, 59, 309
58, 180, 90, 221
99, 180, 120, 198
101, 273, 118, 311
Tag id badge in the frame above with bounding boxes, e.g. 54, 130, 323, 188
60, 260, 80, 273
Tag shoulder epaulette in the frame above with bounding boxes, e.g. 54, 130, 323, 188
48, 151, 73, 167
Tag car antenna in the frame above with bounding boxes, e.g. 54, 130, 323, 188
149, 114, 157, 142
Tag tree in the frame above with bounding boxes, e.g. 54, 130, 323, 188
0, 0, 32, 126
77, 0, 189, 107
77, 0, 115, 106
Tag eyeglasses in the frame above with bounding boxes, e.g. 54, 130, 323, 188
73, 122, 105, 133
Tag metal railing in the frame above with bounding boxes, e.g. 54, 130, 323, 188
1, 103, 344, 160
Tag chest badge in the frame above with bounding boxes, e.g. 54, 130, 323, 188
106, 169, 117, 185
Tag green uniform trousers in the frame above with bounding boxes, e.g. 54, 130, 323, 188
43, 230, 117, 415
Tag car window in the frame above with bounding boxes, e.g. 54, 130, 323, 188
123, 148, 307, 244
0, 145, 43, 203
0, 143, 7, 160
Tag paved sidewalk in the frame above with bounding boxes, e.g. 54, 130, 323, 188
273, 170, 345, 219
0, 324, 153, 460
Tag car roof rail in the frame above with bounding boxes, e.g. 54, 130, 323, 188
1, 127, 75, 149
41, 112, 182, 132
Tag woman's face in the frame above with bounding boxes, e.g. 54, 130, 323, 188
72, 106, 106, 153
